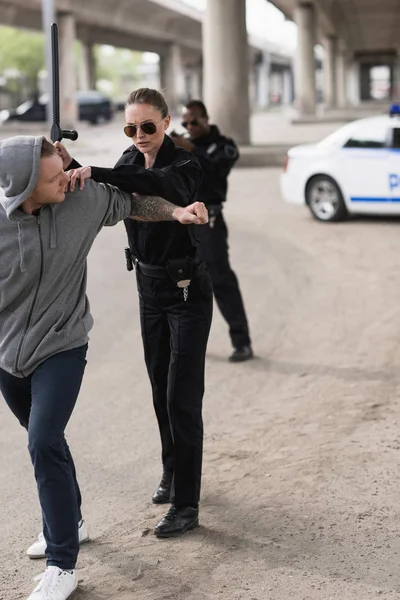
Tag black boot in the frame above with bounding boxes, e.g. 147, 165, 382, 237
229, 346, 254, 363
154, 504, 199, 538
152, 470, 173, 504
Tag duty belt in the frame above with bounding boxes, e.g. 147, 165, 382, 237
124, 249, 203, 302
124, 248, 200, 279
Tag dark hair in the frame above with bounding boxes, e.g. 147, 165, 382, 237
126, 88, 169, 118
185, 100, 208, 118
41, 138, 56, 158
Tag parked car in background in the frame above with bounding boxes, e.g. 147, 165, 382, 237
0, 91, 114, 125
281, 105, 400, 222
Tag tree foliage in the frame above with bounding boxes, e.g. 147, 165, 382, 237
0, 26, 45, 95
95, 46, 143, 97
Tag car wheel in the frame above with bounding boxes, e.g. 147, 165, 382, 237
306, 175, 347, 222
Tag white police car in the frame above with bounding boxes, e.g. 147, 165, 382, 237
281, 105, 400, 222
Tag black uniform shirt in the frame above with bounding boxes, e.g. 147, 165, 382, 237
190, 125, 239, 206
89, 135, 202, 265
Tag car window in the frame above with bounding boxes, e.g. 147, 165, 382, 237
343, 121, 388, 149
318, 122, 358, 149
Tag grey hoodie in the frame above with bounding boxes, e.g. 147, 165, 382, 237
0, 135, 133, 377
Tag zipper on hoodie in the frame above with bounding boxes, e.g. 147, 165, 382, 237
14, 214, 45, 375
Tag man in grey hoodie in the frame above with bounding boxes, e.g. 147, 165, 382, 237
0, 135, 207, 600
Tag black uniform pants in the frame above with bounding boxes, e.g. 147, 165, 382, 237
136, 262, 213, 507
195, 210, 251, 349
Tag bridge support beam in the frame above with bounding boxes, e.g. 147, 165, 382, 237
203, 0, 250, 144
282, 68, 293, 106
160, 43, 186, 114
347, 61, 361, 105
360, 64, 371, 101
186, 66, 202, 100
323, 35, 337, 109
59, 12, 77, 127
79, 41, 96, 91
256, 52, 271, 109
336, 45, 347, 108
294, 2, 316, 115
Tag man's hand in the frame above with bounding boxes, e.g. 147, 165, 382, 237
171, 134, 195, 152
172, 202, 208, 225
54, 141, 73, 170
67, 166, 92, 191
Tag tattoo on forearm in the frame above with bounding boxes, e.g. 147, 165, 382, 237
130, 194, 176, 221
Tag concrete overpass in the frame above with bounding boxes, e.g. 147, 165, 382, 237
0, 0, 293, 144
269, 0, 400, 115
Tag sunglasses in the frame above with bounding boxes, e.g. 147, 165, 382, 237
181, 119, 200, 128
124, 118, 163, 138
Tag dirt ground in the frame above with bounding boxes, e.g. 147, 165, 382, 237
2, 124, 400, 599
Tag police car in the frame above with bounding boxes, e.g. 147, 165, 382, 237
280, 105, 400, 222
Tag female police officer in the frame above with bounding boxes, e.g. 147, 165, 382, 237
62, 88, 213, 538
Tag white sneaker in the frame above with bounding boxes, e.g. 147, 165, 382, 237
27, 521, 89, 559
27, 567, 77, 600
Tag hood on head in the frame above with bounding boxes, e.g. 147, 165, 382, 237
0, 135, 45, 218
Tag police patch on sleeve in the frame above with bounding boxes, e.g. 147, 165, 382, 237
224, 144, 238, 159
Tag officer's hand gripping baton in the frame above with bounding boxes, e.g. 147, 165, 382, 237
50, 22, 78, 143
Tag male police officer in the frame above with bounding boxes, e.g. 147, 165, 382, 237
172, 100, 253, 362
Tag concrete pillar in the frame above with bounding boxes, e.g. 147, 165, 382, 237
282, 68, 293, 105
392, 61, 400, 102
389, 64, 395, 100
294, 2, 316, 115
360, 64, 371, 101
188, 67, 202, 99
347, 61, 360, 106
323, 35, 337, 108
203, 0, 250, 144
79, 41, 96, 91
257, 52, 271, 108
58, 12, 77, 127
336, 47, 347, 108
160, 43, 185, 114
249, 56, 258, 110
248, 52, 262, 112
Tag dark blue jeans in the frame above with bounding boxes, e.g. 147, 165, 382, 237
0, 344, 88, 569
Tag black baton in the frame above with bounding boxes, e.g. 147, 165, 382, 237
50, 23, 78, 143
